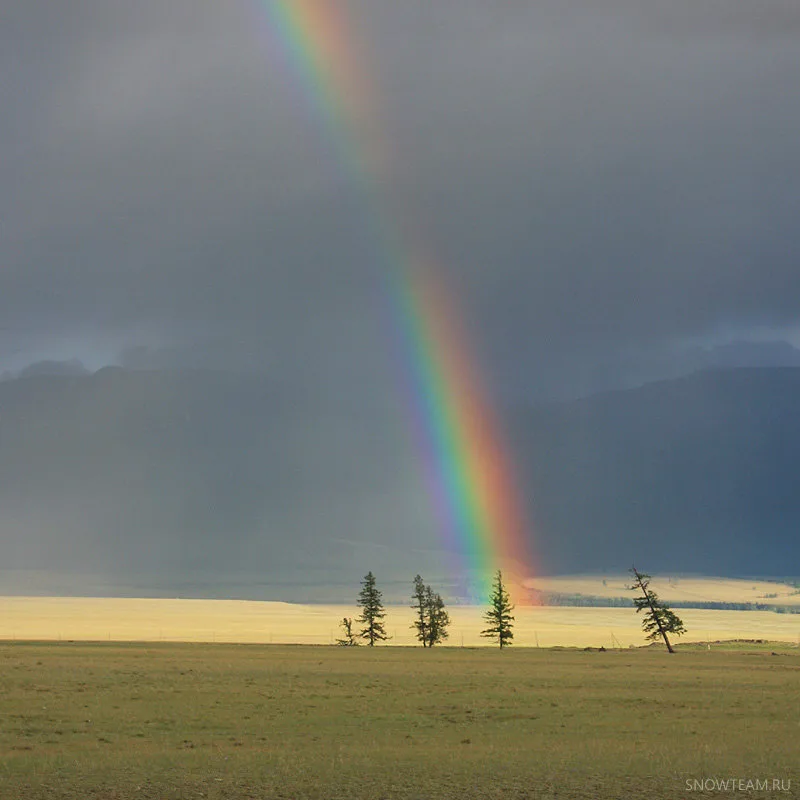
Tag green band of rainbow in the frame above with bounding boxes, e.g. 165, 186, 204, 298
258, 0, 536, 600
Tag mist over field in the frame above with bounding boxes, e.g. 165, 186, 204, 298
1, 367, 799, 600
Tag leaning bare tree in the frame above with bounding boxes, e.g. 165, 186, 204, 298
628, 566, 686, 653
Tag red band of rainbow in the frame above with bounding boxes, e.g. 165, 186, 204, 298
259, 0, 536, 601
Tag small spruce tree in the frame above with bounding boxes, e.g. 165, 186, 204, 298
357, 571, 389, 646
481, 570, 515, 648
336, 617, 359, 646
628, 566, 686, 653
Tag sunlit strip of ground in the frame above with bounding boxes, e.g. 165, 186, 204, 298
523, 575, 800, 605
1, 596, 798, 648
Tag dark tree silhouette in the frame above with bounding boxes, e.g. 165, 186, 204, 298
411, 575, 451, 647
411, 575, 429, 647
424, 585, 450, 647
628, 566, 686, 653
336, 617, 359, 646
481, 570, 515, 648
357, 571, 389, 646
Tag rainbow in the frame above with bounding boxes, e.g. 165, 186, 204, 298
259, 0, 535, 601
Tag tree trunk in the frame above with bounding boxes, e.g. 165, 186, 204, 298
641, 580, 674, 653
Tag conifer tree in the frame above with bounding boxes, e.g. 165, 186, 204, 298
481, 570, 515, 648
628, 566, 686, 653
424, 585, 450, 647
357, 571, 389, 646
335, 617, 359, 646
411, 575, 429, 647
411, 576, 451, 647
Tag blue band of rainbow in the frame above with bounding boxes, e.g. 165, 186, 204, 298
259, 0, 536, 601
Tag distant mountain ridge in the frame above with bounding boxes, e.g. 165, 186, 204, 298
0, 366, 429, 592
0, 366, 798, 592
516, 367, 800, 575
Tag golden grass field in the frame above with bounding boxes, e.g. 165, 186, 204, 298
1, 585, 799, 649
523, 575, 800, 606
1, 642, 798, 799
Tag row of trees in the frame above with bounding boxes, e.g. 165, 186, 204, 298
338, 570, 517, 648
339, 567, 686, 651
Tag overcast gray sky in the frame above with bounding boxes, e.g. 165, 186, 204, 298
2, 0, 800, 590
2, 0, 800, 398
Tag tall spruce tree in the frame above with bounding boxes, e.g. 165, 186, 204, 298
481, 570, 515, 648
357, 571, 389, 646
411, 576, 451, 647
424, 585, 450, 647
411, 575, 429, 647
628, 566, 686, 653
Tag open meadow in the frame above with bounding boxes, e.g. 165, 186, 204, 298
1, 594, 799, 648
1, 642, 798, 799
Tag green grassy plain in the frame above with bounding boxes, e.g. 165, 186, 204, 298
1, 642, 798, 799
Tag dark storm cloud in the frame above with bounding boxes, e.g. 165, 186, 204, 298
1, 0, 800, 386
